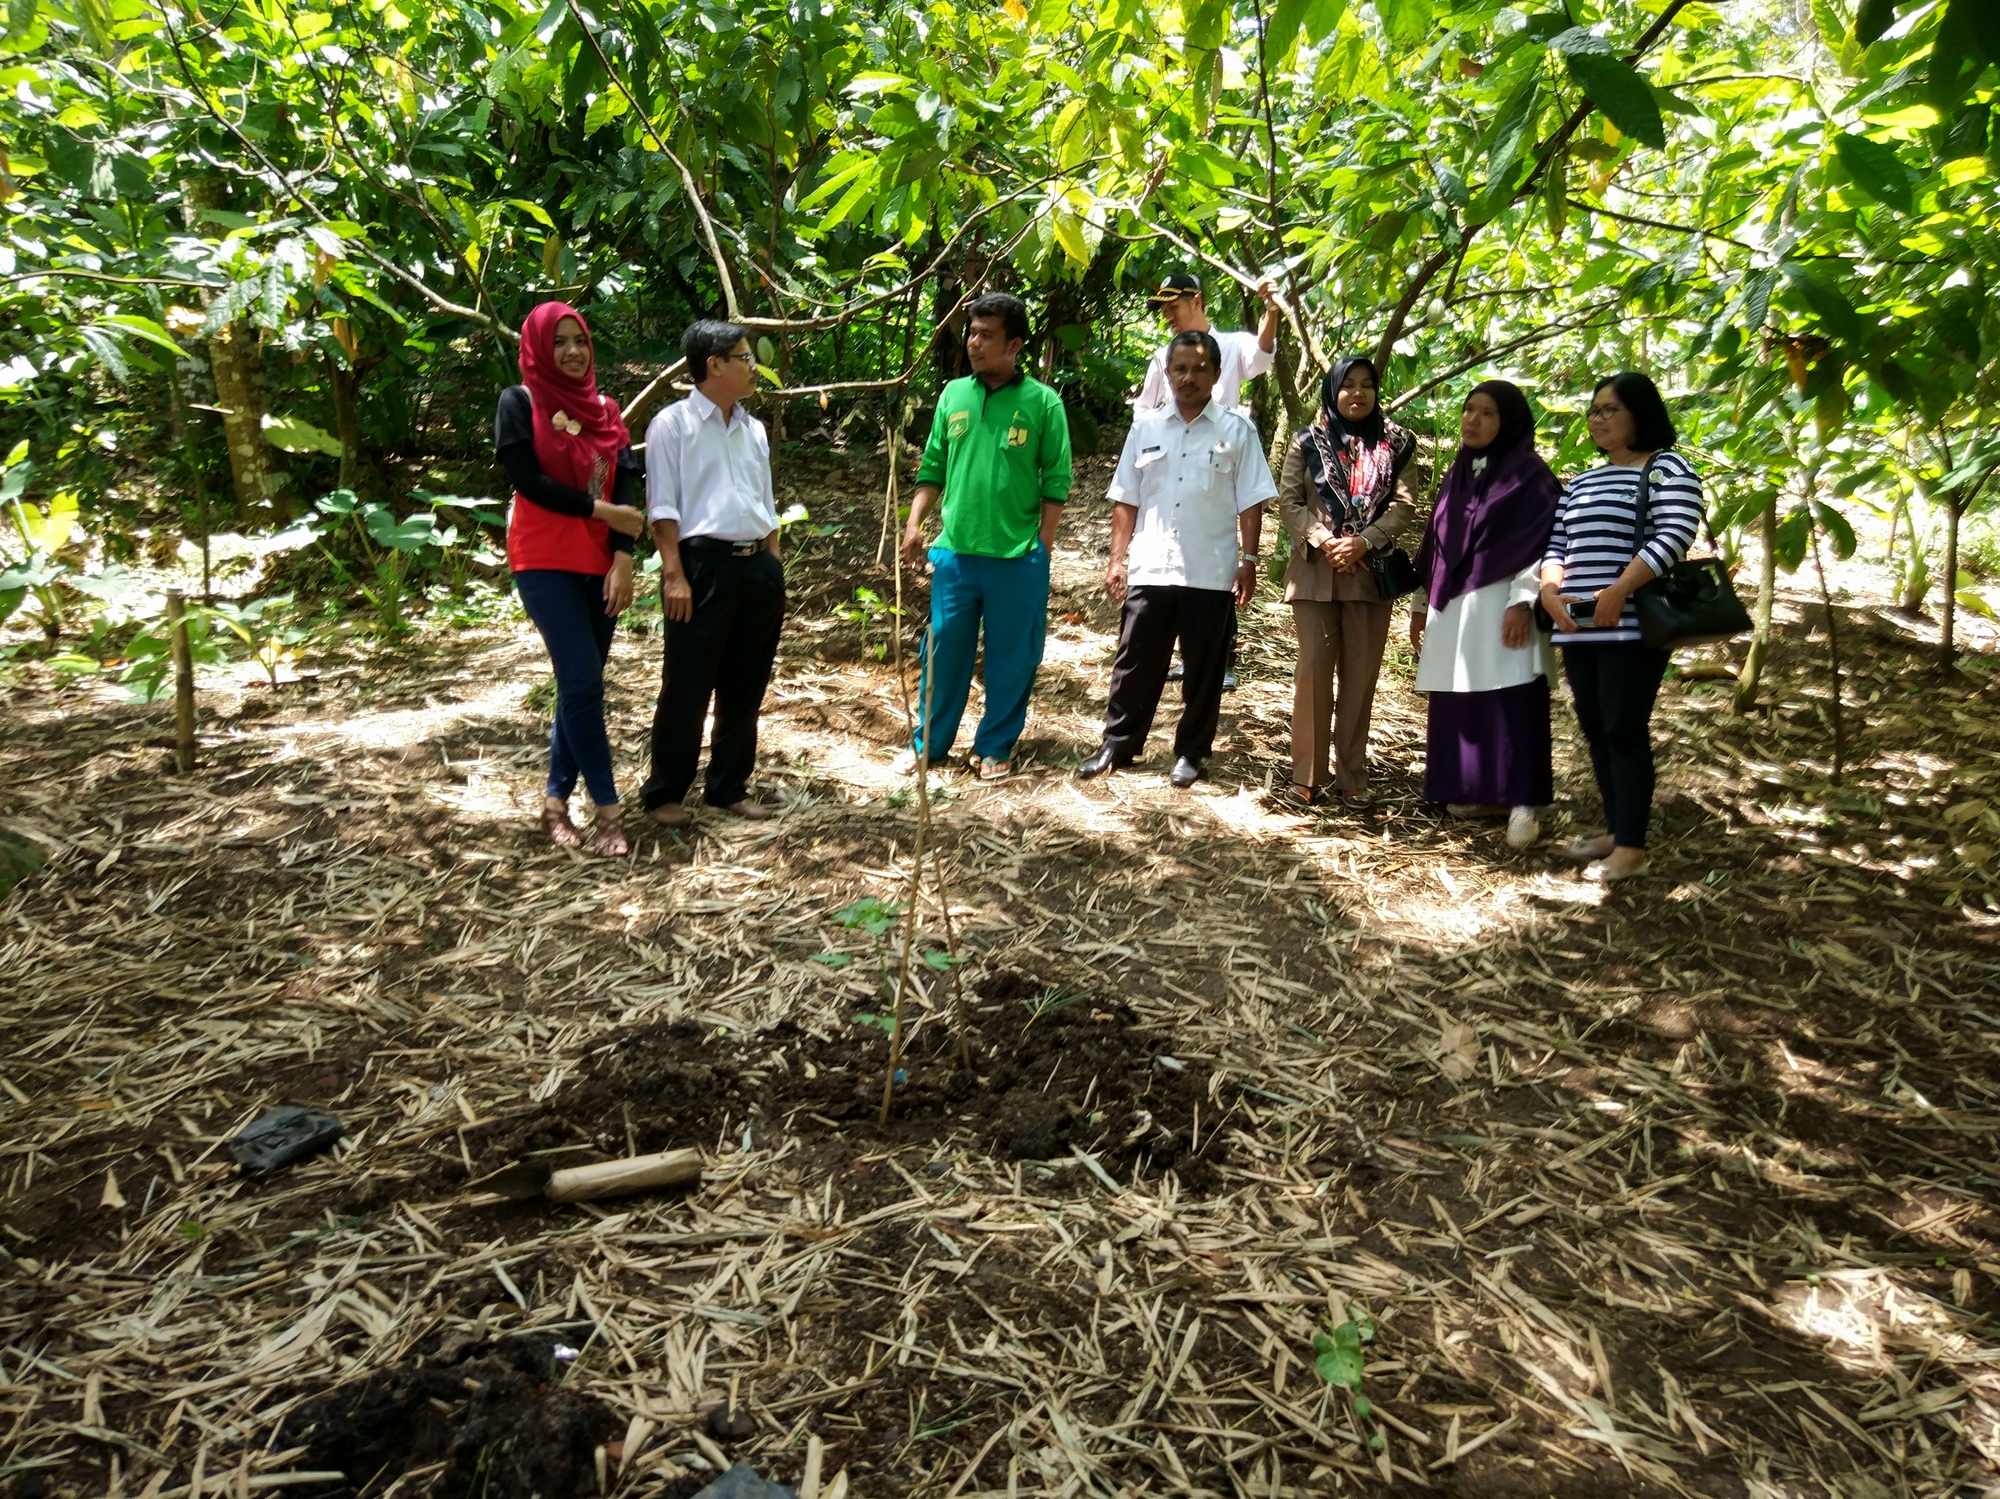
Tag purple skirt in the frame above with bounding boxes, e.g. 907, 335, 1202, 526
1424, 677, 1554, 806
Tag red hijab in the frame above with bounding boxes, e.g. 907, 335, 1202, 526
516, 302, 629, 498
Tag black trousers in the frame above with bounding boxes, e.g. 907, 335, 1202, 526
1561, 641, 1670, 849
1102, 585, 1236, 763
641, 545, 785, 810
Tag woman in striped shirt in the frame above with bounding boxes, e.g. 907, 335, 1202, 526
1538, 372, 1703, 883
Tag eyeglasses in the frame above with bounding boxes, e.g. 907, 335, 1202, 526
1588, 403, 1625, 419
719, 351, 757, 366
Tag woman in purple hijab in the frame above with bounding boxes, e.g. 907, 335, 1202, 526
1409, 381, 1560, 847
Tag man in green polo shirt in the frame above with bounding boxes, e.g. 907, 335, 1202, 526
901, 292, 1073, 780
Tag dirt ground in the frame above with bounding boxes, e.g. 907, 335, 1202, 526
3, 446, 2000, 1499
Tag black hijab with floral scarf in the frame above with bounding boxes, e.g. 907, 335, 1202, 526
1300, 356, 1416, 535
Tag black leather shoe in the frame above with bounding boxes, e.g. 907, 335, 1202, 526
1169, 756, 1201, 788
1075, 745, 1124, 780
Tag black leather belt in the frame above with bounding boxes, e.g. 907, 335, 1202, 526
682, 535, 769, 556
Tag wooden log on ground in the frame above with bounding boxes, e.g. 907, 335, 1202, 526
544, 1147, 703, 1202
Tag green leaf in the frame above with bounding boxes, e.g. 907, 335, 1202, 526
1177, 142, 1238, 186
1051, 207, 1090, 267
1773, 507, 1811, 571
1853, 0, 1897, 45
1184, 0, 1228, 51
1562, 52, 1667, 149
1484, 68, 1543, 187
1783, 263, 1865, 345
1266, 0, 1315, 67
262, 414, 344, 456
1947, 0, 2000, 64
1833, 132, 1915, 212
1811, 498, 1858, 559
1353, 1395, 1374, 1419
1315, 1337, 1364, 1390
1376, 0, 1430, 48
11, 490, 77, 554
1303, 0, 1348, 46
809, 953, 855, 967
94, 315, 184, 359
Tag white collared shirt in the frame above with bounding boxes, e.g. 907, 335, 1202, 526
1107, 402, 1277, 592
1132, 329, 1274, 414
644, 388, 778, 542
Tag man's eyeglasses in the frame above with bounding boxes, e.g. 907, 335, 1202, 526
719, 351, 757, 366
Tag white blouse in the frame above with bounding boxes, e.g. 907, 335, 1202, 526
1414, 565, 1554, 694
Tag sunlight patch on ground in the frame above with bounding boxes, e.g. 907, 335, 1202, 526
263, 675, 529, 752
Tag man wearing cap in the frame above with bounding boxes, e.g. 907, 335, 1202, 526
1133, 273, 1280, 416
1136, 272, 1280, 693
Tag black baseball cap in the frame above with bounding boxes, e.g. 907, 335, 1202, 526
1146, 273, 1202, 305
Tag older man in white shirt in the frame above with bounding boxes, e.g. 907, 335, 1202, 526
1078, 330, 1278, 789
638, 319, 785, 827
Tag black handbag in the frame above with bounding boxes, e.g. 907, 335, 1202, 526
1367, 544, 1422, 601
1630, 457, 1752, 650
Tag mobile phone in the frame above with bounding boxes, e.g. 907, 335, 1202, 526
1558, 593, 1598, 624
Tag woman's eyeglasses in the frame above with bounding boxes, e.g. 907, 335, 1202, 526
1588, 404, 1625, 419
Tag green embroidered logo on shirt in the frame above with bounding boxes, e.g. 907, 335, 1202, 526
948, 409, 970, 439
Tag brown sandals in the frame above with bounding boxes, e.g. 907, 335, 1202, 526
541, 804, 583, 848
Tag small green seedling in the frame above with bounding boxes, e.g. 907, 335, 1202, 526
1313, 1306, 1378, 1430
1023, 985, 1086, 1023
834, 585, 900, 660
833, 897, 902, 1011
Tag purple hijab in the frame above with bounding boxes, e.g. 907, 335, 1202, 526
1413, 380, 1560, 612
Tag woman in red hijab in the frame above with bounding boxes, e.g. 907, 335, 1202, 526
495, 302, 644, 855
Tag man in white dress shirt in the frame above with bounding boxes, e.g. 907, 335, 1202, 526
638, 320, 784, 827
1130, 272, 1279, 416
1134, 272, 1279, 694
1078, 331, 1277, 788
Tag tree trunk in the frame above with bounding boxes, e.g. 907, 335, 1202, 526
207, 327, 286, 521
184, 175, 287, 521
327, 354, 362, 494
1733, 500, 1778, 715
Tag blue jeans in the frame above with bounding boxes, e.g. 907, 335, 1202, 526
515, 569, 619, 806
914, 544, 1049, 763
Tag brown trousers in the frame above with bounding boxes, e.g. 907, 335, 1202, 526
1290, 598, 1392, 792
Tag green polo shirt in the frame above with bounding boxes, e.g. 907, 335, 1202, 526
916, 371, 1073, 559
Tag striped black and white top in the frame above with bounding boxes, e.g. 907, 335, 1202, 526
1541, 452, 1704, 645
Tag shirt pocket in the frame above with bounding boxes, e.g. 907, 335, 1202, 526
1208, 440, 1239, 478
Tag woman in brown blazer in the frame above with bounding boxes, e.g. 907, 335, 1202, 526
1277, 356, 1418, 807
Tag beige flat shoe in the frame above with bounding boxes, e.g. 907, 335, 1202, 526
1584, 855, 1647, 883
718, 798, 772, 820
649, 802, 691, 828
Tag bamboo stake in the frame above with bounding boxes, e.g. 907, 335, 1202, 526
166, 587, 196, 774
880, 412, 913, 1128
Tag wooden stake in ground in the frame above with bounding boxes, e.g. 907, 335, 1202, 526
166, 587, 196, 773
880, 413, 914, 1128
